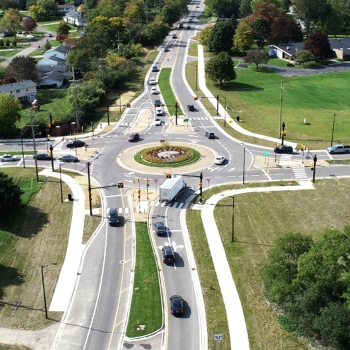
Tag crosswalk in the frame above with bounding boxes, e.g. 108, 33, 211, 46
293, 167, 308, 179
107, 207, 130, 214
154, 201, 194, 209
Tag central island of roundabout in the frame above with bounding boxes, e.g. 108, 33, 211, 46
117, 141, 217, 175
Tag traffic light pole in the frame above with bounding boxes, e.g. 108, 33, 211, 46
175, 102, 178, 126
180, 172, 203, 204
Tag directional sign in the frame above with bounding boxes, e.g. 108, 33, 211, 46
184, 118, 189, 122
263, 151, 270, 157
214, 334, 223, 341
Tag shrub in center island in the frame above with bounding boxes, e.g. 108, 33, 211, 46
141, 144, 194, 164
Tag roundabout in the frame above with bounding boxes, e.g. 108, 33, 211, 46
117, 141, 217, 174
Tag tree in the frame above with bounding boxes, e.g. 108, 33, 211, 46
261, 232, 313, 304
22, 16, 37, 33
56, 20, 70, 35
243, 48, 270, 67
240, 0, 252, 17
44, 39, 51, 51
205, 0, 240, 18
6, 56, 37, 81
251, 18, 271, 50
292, 0, 329, 36
233, 19, 255, 52
253, 2, 285, 26
0, 8, 22, 37
268, 16, 303, 44
198, 25, 214, 46
67, 80, 105, 117
0, 171, 22, 224
207, 20, 236, 52
295, 49, 313, 66
0, 93, 22, 138
144, 20, 169, 45
2, 75, 16, 84
251, 0, 283, 12
36, 0, 57, 18
28, 5, 46, 22
205, 51, 236, 87
161, 0, 188, 25
303, 31, 333, 61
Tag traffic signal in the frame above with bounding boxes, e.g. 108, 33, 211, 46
166, 174, 172, 178
126, 103, 131, 108
194, 96, 198, 100
199, 182, 203, 187
118, 183, 124, 188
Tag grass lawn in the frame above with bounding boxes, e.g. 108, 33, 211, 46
198, 60, 350, 149
158, 68, 184, 116
187, 178, 350, 350
0, 50, 21, 57
0, 168, 101, 330
0, 346, 31, 350
126, 222, 162, 337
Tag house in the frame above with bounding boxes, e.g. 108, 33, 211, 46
269, 38, 350, 60
63, 8, 88, 27
57, 4, 75, 14
0, 80, 37, 102
36, 45, 73, 87
37, 71, 72, 88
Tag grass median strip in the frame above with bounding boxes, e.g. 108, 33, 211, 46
126, 222, 162, 337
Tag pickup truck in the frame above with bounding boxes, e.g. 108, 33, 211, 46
327, 144, 350, 154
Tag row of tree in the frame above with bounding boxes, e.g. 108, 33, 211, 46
262, 229, 350, 349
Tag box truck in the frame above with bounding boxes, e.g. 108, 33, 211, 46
159, 175, 186, 202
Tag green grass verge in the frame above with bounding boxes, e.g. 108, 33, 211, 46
126, 222, 162, 337
187, 178, 350, 349
0, 50, 21, 57
202, 58, 350, 149
327, 159, 350, 164
188, 43, 198, 57
158, 68, 183, 115
0, 345, 32, 350
134, 148, 201, 167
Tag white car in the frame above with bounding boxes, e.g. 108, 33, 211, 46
0, 154, 20, 162
214, 155, 226, 165
154, 118, 162, 126
156, 107, 164, 116
151, 87, 158, 95
149, 78, 156, 85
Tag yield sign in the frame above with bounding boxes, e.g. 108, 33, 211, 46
207, 178, 211, 182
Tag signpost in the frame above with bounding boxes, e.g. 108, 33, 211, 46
207, 177, 211, 188
214, 334, 223, 350
263, 151, 270, 166
154, 179, 158, 192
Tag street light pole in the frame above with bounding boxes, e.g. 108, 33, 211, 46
231, 196, 235, 242
199, 172, 203, 204
331, 113, 336, 147
50, 145, 54, 172
40, 263, 57, 319
87, 162, 92, 216
281, 121, 285, 146
29, 108, 39, 182
242, 144, 246, 185
216, 94, 219, 116
59, 163, 63, 203
312, 154, 317, 183
223, 96, 227, 127
106, 104, 110, 125
279, 79, 284, 137
175, 102, 178, 126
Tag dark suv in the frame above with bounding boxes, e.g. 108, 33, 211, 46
154, 222, 167, 235
108, 208, 119, 226
154, 99, 162, 107
66, 140, 85, 148
187, 104, 195, 111
162, 246, 175, 264
274, 145, 293, 154
128, 132, 140, 142
205, 131, 215, 139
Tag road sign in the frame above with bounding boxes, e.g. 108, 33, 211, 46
207, 178, 211, 182
263, 151, 269, 157
154, 179, 159, 184
184, 118, 189, 122
214, 334, 223, 341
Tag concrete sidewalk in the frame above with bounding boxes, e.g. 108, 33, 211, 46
198, 181, 315, 350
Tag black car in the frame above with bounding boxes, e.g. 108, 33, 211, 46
187, 104, 195, 111
154, 222, 167, 235
274, 145, 293, 154
66, 140, 85, 148
186, 26, 191, 30
128, 132, 140, 142
164, 46, 169, 52
108, 208, 120, 226
154, 99, 162, 107
59, 154, 79, 162
170, 295, 184, 316
205, 131, 215, 139
162, 246, 175, 264
179, 23, 183, 29
152, 65, 158, 72
34, 153, 53, 160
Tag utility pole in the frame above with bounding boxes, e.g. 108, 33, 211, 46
231, 196, 235, 242
106, 104, 110, 125
70, 66, 80, 132
216, 94, 219, 116
30, 108, 39, 182
87, 162, 92, 216
175, 102, 178, 125
279, 80, 284, 137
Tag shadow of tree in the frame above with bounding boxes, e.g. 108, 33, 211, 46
0, 264, 24, 300
219, 81, 263, 92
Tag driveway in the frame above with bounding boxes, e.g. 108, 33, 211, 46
261, 61, 350, 77
1, 25, 55, 67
